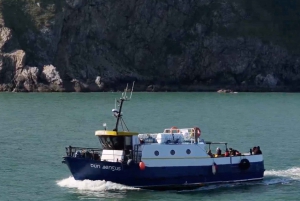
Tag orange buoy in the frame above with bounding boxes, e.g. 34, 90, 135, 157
139, 161, 146, 170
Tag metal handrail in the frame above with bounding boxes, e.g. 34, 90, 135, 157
65, 146, 103, 160
64, 145, 143, 163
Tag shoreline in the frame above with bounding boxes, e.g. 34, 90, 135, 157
0, 83, 299, 93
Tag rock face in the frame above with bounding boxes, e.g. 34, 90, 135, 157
40, 65, 62, 86
0, 0, 300, 92
14, 66, 39, 92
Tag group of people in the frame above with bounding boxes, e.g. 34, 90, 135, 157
207, 147, 244, 158
74, 150, 100, 160
206, 146, 262, 158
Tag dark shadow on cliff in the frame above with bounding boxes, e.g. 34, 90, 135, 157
1, 0, 64, 65
228, 0, 300, 53
1, 0, 38, 54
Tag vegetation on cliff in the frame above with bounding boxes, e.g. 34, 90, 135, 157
0, 0, 299, 92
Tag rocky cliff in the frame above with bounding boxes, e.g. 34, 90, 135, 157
0, 0, 300, 92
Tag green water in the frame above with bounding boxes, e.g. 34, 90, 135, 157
1, 92, 300, 201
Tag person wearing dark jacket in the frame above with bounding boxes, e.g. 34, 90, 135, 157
256, 146, 262, 154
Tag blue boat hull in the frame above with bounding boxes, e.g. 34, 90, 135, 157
63, 156, 265, 190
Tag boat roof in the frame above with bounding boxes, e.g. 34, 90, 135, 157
95, 130, 139, 136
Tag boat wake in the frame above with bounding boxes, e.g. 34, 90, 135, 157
178, 167, 300, 193
56, 176, 140, 191
263, 167, 300, 185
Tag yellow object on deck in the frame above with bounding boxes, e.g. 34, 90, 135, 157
95, 130, 139, 136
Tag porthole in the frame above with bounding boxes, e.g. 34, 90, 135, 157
170, 150, 175, 155
154, 150, 159, 156
186, 149, 191, 154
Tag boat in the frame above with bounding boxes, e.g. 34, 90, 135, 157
62, 82, 265, 190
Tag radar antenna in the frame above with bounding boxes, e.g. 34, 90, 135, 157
112, 81, 135, 132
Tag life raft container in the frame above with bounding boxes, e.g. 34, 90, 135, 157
239, 158, 250, 170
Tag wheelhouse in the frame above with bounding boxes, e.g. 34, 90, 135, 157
95, 130, 139, 162
95, 130, 139, 149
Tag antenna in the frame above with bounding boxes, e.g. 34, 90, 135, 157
112, 81, 135, 132
129, 81, 135, 99
122, 83, 129, 99
120, 82, 135, 101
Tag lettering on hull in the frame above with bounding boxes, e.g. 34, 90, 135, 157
90, 164, 121, 171
90, 164, 101, 168
102, 165, 121, 171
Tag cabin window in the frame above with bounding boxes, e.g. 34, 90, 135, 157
98, 136, 125, 150
186, 149, 191, 154
170, 150, 175, 155
154, 151, 159, 156
125, 136, 132, 149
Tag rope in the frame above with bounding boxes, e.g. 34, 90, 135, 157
121, 117, 129, 131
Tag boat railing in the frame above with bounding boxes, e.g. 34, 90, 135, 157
65, 146, 103, 161
133, 144, 142, 163
138, 132, 204, 144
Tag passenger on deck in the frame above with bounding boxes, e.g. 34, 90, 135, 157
81, 149, 86, 156
255, 146, 262, 154
207, 149, 213, 157
75, 151, 81, 158
85, 151, 92, 159
216, 147, 222, 156
225, 148, 229, 157
253, 146, 257, 154
229, 148, 240, 156
94, 152, 100, 160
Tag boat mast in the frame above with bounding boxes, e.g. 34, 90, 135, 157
113, 82, 135, 132
114, 98, 124, 132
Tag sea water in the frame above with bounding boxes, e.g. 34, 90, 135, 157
1, 92, 300, 201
